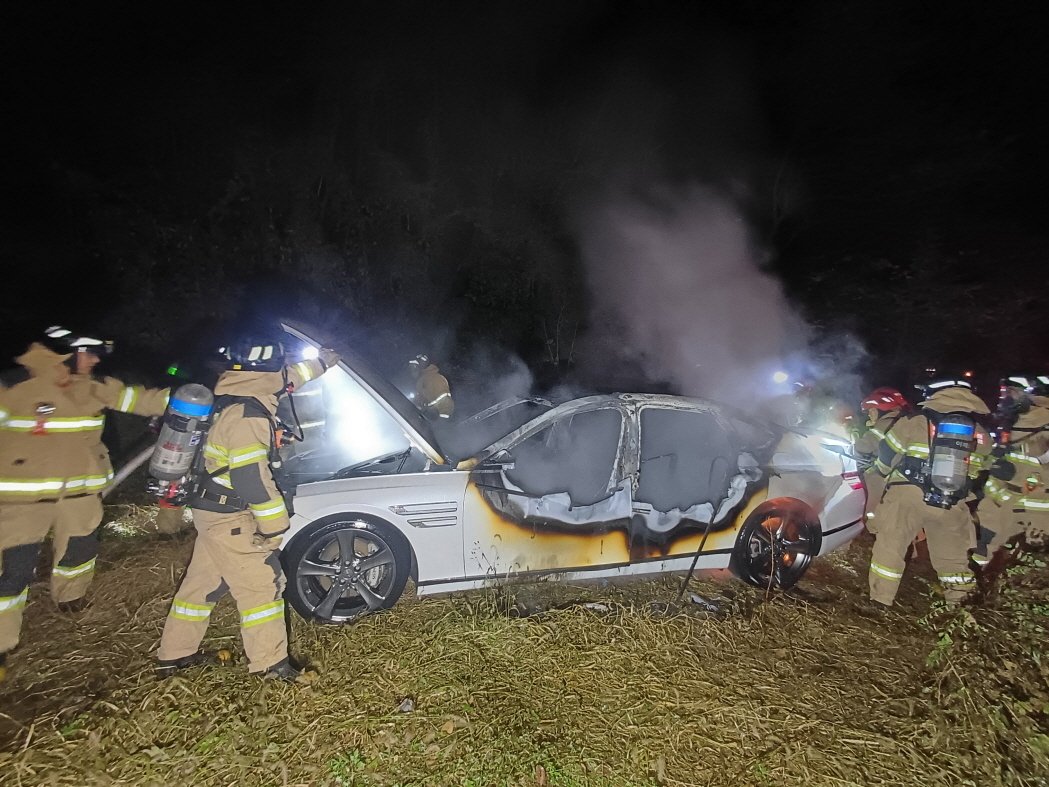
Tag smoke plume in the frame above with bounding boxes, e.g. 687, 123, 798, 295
574, 184, 814, 407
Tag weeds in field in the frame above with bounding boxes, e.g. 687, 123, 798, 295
3, 522, 1049, 785
329, 748, 367, 785
919, 550, 1049, 784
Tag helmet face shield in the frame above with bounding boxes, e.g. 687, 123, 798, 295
917, 377, 973, 398
44, 325, 113, 356
222, 338, 286, 372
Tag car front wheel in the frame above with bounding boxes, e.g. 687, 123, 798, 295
282, 516, 411, 624
730, 503, 821, 591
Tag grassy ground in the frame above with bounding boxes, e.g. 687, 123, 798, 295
0, 505, 1047, 786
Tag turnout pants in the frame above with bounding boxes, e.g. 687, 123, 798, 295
974, 498, 1049, 563
157, 508, 287, 673
0, 495, 103, 653
868, 484, 976, 606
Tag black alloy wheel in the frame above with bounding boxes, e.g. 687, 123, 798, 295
283, 517, 411, 623
731, 507, 821, 591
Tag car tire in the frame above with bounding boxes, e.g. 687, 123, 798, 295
730, 501, 822, 591
282, 515, 412, 624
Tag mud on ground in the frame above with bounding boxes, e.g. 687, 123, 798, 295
0, 505, 1047, 786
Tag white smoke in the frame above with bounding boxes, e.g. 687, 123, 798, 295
574, 184, 813, 407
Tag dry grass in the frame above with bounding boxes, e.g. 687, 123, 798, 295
0, 506, 1046, 786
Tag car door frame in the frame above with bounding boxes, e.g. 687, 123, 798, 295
459, 399, 636, 578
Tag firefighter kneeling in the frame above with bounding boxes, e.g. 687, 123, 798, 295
156, 336, 338, 681
867, 376, 990, 608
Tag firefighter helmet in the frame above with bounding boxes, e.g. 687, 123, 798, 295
996, 374, 1049, 420
43, 325, 113, 356
221, 337, 286, 372
861, 387, 909, 413
1001, 374, 1049, 395
408, 353, 430, 370
916, 375, 974, 399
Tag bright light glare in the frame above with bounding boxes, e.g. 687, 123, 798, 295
320, 367, 408, 461
301, 345, 320, 360
772, 371, 789, 384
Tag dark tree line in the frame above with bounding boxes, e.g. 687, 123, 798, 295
4, 1, 1048, 390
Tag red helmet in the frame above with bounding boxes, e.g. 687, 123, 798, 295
861, 387, 909, 412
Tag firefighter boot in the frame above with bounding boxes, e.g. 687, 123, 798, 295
263, 658, 303, 683
56, 597, 90, 614
977, 547, 1011, 598
156, 650, 216, 678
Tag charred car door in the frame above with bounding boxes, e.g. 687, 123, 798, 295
630, 405, 768, 549
461, 405, 632, 577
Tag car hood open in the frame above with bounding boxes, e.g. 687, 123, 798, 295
281, 320, 449, 465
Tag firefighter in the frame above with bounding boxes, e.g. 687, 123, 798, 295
156, 337, 338, 682
408, 354, 454, 420
0, 327, 170, 674
974, 375, 1049, 570
855, 387, 911, 522
867, 376, 991, 608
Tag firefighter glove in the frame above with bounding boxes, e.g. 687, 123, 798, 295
989, 458, 1017, 481
318, 348, 340, 370
252, 532, 284, 551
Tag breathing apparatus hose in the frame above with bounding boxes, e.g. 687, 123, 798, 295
102, 443, 157, 499
282, 365, 306, 443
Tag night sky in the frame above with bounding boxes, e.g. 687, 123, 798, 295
4, 1, 1048, 393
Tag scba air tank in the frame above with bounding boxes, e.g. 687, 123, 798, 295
930, 415, 977, 495
149, 384, 214, 480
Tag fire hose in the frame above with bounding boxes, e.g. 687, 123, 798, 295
101, 442, 157, 499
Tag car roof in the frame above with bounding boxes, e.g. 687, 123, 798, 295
470, 392, 777, 462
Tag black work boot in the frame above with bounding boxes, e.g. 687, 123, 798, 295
156, 651, 215, 678
262, 658, 304, 683
56, 598, 90, 614
855, 597, 893, 621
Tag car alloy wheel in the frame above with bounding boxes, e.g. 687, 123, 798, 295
283, 517, 411, 623
732, 506, 820, 591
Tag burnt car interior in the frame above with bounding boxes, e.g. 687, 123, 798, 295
636, 408, 739, 513
501, 408, 623, 506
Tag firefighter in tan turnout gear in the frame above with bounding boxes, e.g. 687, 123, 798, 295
867, 376, 991, 608
974, 375, 1049, 569
0, 327, 169, 673
409, 354, 454, 420
156, 337, 338, 681
855, 387, 911, 521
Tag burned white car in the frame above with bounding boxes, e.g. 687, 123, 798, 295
276, 323, 867, 624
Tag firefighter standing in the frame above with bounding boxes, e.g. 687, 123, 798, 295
974, 375, 1049, 568
867, 377, 991, 608
855, 387, 911, 521
0, 328, 169, 673
156, 337, 338, 681
409, 354, 454, 420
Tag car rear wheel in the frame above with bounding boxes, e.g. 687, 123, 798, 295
731, 504, 821, 591
283, 516, 411, 624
